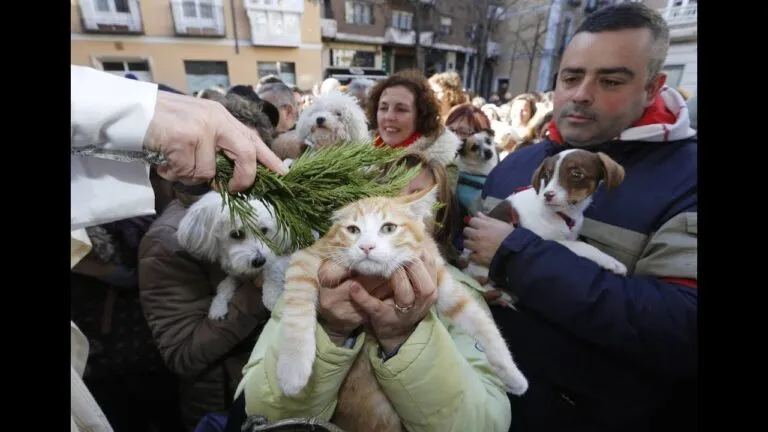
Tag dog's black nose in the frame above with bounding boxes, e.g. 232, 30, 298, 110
484, 149, 493, 160
316, 117, 325, 126
251, 256, 266, 268
544, 191, 555, 202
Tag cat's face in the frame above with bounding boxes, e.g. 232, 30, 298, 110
327, 186, 437, 277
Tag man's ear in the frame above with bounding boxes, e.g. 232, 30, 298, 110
644, 72, 667, 108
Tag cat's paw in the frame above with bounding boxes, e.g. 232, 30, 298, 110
276, 345, 315, 396
494, 364, 529, 396
208, 297, 229, 320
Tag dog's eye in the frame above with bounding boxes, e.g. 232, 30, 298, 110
334, 111, 342, 117
229, 230, 245, 240
571, 171, 585, 180
346, 225, 360, 235
260, 227, 268, 235
380, 223, 397, 235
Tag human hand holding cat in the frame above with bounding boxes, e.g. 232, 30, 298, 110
316, 263, 368, 346
316, 258, 421, 347
463, 213, 515, 267
349, 254, 439, 353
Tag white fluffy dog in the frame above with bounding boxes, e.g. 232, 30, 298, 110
176, 191, 292, 318
271, 91, 370, 160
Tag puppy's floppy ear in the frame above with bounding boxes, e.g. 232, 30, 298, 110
486, 199, 517, 225
596, 152, 625, 192
531, 156, 550, 194
176, 192, 225, 263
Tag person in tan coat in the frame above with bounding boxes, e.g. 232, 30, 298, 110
138, 183, 271, 431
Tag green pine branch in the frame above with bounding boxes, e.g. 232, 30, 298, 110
213, 142, 422, 251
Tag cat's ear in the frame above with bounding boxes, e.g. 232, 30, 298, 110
402, 185, 438, 220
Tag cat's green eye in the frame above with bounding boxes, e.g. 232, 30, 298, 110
346, 225, 360, 235
380, 223, 397, 234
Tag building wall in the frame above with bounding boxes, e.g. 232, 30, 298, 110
663, 41, 696, 95
491, 0, 551, 97
71, 0, 324, 93
491, 0, 697, 98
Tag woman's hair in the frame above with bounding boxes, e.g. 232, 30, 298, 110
509, 93, 539, 125
445, 103, 492, 133
428, 72, 467, 110
366, 69, 442, 138
385, 151, 459, 259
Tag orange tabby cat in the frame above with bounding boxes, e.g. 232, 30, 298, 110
275, 185, 528, 431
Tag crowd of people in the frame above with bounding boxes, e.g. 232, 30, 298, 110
71, 3, 696, 432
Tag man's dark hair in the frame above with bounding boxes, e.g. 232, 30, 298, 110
259, 74, 283, 85
573, 3, 670, 82
257, 82, 297, 110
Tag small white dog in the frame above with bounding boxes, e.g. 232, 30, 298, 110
271, 91, 370, 161
176, 191, 292, 318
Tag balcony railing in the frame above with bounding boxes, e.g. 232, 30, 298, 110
321, 18, 337, 38
171, 0, 226, 37
79, 0, 143, 34
662, 3, 697, 26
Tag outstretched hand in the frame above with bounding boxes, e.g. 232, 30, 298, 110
143, 91, 287, 193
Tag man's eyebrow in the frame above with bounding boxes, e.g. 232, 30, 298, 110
560, 67, 585, 75
560, 67, 635, 78
597, 67, 635, 77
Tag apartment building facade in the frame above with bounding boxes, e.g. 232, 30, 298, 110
653, 0, 697, 94
490, 0, 696, 98
71, 0, 324, 94
319, 0, 478, 88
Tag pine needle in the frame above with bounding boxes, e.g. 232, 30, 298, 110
213, 142, 422, 251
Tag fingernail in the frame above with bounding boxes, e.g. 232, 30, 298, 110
464, 216, 472, 225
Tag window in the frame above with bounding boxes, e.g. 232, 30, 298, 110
345, 1, 373, 25
321, 0, 334, 19
331, 49, 375, 68
184, 60, 229, 95
258, 61, 296, 85
182, 1, 214, 19
662, 64, 684, 87
440, 17, 452, 36
392, 10, 412, 31
98, 58, 153, 82
96, 0, 130, 13
245, 0, 304, 47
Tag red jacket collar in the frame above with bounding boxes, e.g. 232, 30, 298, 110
374, 132, 422, 148
547, 96, 677, 145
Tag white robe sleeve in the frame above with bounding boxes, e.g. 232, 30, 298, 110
70, 65, 160, 230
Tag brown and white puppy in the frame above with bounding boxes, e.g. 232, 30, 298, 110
456, 129, 499, 176
463, 149, 628, 306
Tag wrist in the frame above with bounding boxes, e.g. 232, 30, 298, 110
378, 332, 411, 353
321, 323, 360, 347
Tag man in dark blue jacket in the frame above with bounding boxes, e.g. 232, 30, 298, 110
461, 4, 697, 431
